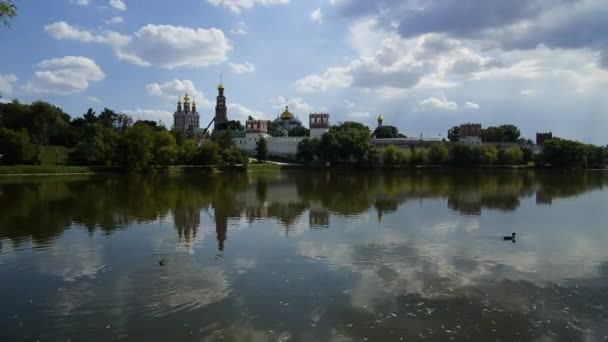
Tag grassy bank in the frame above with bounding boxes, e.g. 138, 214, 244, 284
0, 165, 122, 175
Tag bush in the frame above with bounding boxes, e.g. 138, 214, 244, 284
199, 141, 221, 165
502, 146, 524, 165
480, 145, 498, 165
382, 145, 400, 165
428, 143, 449, 165
0, 128, 39, 165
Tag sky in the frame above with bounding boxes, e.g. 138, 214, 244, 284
0, 0, 607, 144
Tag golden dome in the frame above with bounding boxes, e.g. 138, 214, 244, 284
218, 83, 224, 90
183, 93, 190, 104
280, 106, 294, 120
377, 114, 384, 121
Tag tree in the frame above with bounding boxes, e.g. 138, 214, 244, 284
268, 121, 285, 137
412, 147, 430, 165
215, 120, 244, 132
428, 143, 449, 165
0, 0, 16, 28
198, 141, 221, 165
153, 130, 178, 166
482, 125, 521, 143
0, 128, 38, 164
296, 138, 319, 164
480, 145, 498, 165
521, 146, 534, 164
256, 136, 268, 162
587, 145, 607, 169
69, 124, 118, 165
288, 126, 309, 137
448, 126, 460, 142
212, 130, 236, 150
221, 147, 249, 167
117, 124, 155, 171
451, 142, 480, 166
382, 145, 400, 165
83, 108, 97, 123
502, 146, 524, 165
179, 139, 199, 165
541, 138, 588, 168
373, 125, 400, 139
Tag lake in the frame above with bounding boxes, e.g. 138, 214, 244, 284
1, 170, 607, 341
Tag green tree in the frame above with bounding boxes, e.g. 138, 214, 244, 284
451, 142, 480, 166
587, 145, 607, 169
117, 124, 155, 171
212, 130, 236, 150
198, 140, 221, 165
0, 128, 38, 164
480, 145, 498, 165
428, 143, 449, 164
0, 0, 17, 28
296, 138, 319, 164
412, 147, 430, 165
503, 146, 524, 165
541, 138, 588, 168
153, 130, 178, 166
448, 125, 460, 142
215, 120, 244, 132
482, 125, 521, 143
179, 139, 199, 165
521, 146, 534, 164
373, 125, 400, 139
288, 126, 310, 137
83, 108, 97, 123
221, 147, 249, 167
256, 136, 268, 162
69, 124, 118, 165
382, 145, 400, 165
268, 121, 285, 137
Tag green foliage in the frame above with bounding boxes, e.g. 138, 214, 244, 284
256, 136, 268, 162
179, 139, 200, 164
0, 100, 72, 145
411, 147, 430, 165
373, 125, 400, 139
521, 146, 534, 164
317, 122, 374, 164
153, 130, 178, 166
480, 145, 498, 165
428, 143, 449, 165
0, 0, 17, 28
382, 145, 400, 165
448, 126, 460, 142
268, 121, 285, 137
117, 124, 155, 172
482, 125, 521, 143
502, 146, 524, 165
451, 142, 480, 166
221, 147, 249, 167
288, 126, 310, 137
587, 145, 607, 169
541, 138, 606, 168
215, 120, 244, 132
69, 124, 118, 166
296, 138, 319, 164
212, 130, 236, 149
198, 141, 221, 165
0, 128, 39, 164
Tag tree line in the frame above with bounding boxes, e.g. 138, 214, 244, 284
295, 122, 606, 168
0, 100, 248, 170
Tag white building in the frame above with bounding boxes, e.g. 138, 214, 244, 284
173, 93, 200, 135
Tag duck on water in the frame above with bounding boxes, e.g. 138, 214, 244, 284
504, 232, 516, 242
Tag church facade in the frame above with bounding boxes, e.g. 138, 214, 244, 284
173, 93, 200, 135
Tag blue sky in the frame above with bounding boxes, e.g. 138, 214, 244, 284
1, 0, 607, 144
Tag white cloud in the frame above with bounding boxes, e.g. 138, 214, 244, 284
230, 103, 268, 122
145, 79, 213, 109
344, 99, 356, 109
418, 95, 459, 111
269, 96, 313, 115
45, 22, 232, 69
70, 0, 92, 5
229, 61, 255, 74
105, 16, 123, 25
310, 8, 323, 23
87, 96, 101, 103
122, 109, 172, 124
0, 74, 18, 97
207, 0, 289, 14
22, 56, 105, 95
109, 0, 126, 11
295, 66, 351, 92
464, 101, 480, 110
347, 111, 371, 119
229, 21, 248, 35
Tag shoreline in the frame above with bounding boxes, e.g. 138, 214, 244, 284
1, 163, 605, 176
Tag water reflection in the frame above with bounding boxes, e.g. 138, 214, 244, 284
0, 170, 607, 341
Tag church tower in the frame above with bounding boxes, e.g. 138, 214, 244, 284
214, 82, 228, 130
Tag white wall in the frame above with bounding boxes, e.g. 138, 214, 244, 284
234, 134, 303, 157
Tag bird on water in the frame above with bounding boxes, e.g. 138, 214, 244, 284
504, 232, 516, 241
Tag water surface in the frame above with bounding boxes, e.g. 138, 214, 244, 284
1, 171, 607, 341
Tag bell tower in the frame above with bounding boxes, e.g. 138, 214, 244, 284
214, 77, 228, 130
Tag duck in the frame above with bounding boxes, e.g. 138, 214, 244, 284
503, 232, 516, 241
158, 258, 166, 266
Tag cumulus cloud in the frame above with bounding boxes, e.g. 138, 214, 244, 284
310, 8, 323, 23
207, 0, 289, 14
22, 56, 105, 95
109, 0, 126, 11
87, 96, 101, 103
0, 74, 18, 97
122, 109, 172, 124
145, 79, 213, 109
230, 103, 268, 122
45, 22, 232, 69
229, 21, 248, 35
418, 95, 459, 111
229, 61, 255, 74
105, 16, 123, 25
269, 96, 313, 115
464, 101, 480, 110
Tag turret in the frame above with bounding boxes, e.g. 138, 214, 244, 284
377, 114, 383, 128
177, 97, 182, 112
309, 113, 330, 138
